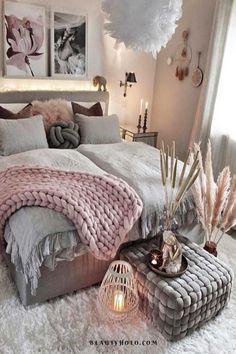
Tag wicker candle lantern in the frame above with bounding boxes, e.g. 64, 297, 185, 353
98, 260, 139, 322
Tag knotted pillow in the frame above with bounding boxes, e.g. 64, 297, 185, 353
49, 121, 80, 149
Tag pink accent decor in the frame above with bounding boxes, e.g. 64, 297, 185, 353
0, 166, 143, 259
31, 99, 73, 132
5, 14, 44, 76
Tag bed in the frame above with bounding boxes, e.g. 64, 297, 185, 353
0, 90, 195, 306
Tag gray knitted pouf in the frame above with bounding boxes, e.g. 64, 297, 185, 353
120, 235, 233, 341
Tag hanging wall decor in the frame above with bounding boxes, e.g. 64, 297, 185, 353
174, 30, 192, 81
3, 1, 46, 77
51, 11, 87, 78
102, 0, 183, 57
192, 51, 203, 87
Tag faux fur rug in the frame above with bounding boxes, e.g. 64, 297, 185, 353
0, 235, 236, 354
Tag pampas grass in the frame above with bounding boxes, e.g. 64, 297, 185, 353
160, 141, 199, 229
204, 142, 216, 237
211, 167, 230, 231
191, 141, 236, 245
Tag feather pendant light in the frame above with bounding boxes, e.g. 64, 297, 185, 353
102, 0, 183, 57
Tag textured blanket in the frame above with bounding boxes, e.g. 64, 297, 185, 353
0, 166, 143, 260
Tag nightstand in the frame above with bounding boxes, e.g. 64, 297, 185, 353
120, 125, 158, 147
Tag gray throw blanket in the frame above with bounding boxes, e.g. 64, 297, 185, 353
78, 142, 195, 236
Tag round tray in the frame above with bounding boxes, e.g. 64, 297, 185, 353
147, 254, 188, 278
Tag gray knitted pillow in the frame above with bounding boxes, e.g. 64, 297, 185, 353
49, 121, 80, 149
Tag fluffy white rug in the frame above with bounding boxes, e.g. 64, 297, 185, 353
0, 235, 236, 354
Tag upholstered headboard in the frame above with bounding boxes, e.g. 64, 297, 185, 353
0, 90, 109, 115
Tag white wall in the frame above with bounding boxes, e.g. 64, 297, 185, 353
0, 0, 156, 126
151, 0, 216, 159
102, 37, 156, 126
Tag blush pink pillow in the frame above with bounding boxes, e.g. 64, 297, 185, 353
31, 99, 73, 132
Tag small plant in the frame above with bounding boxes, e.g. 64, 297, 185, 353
191, 141, 236, 245
160, 141, 200, 230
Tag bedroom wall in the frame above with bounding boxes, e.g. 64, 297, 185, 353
151, 0, 217, 159
0, 0, 156, 126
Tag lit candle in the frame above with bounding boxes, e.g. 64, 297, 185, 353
145, 101, 149, 110
140, 98, 144, 115
149, 249, 163, 267
113, 290, 125, 312
151, 258, 158, 265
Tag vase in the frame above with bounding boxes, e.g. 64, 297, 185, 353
203, 241, 217, 257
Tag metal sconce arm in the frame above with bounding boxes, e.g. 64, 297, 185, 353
120, 72, 137, 97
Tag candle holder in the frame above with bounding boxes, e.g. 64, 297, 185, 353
98, 261, 139, 322
148, 249, 163, 268
137, 114, 142, 133
142, 108, 148, 133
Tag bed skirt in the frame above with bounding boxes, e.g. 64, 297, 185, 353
4, 252, 114, 307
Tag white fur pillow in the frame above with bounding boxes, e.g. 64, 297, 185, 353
31, 99, 73, 132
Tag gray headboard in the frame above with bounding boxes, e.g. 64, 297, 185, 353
0, 90, 109, 115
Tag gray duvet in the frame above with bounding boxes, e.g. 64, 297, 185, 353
78, 142, 195, 236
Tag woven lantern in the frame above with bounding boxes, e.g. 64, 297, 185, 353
98, 261, 139, 322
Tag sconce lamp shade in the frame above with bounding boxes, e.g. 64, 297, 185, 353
126, 72, 137, 83
120, 72, 137, 97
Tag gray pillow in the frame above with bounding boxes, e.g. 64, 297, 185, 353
75, 114, 121, 144
0, 115, 48, 156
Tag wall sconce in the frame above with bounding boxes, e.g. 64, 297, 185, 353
120, 72, 137, 97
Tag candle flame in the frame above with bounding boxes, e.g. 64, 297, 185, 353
113, 291, 125, 312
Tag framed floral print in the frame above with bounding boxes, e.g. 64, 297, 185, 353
3, 1, 47, 77
51, 11, 87, 78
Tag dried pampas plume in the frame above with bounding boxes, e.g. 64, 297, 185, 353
211, 167, 230, 231
160, 141, 199, 230
221, 177, 236, 231
191, 141, 236, 245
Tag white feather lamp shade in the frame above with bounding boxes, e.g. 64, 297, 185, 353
102, 0, 183, 57
98, 260, 139, 322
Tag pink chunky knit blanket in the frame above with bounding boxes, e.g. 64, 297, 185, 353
0, 166, 143, 259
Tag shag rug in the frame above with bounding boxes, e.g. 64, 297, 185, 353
0, 235, 236, 354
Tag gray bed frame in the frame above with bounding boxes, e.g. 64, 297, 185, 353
0, 89, 119, 306
0, 90, 109, 115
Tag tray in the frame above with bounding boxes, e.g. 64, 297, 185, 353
147, 254, 188, 278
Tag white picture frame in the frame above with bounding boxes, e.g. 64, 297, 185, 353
50, 10, 88, 79
3, 0, 47, 77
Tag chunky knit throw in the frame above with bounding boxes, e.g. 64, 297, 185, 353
0, 166, 143, 259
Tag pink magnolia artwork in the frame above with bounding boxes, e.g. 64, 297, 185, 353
4, 1, 46, 77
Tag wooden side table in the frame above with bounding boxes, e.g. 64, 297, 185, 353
120, 125, 158, 147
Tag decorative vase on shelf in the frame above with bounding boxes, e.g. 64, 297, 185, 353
203, 241, 218, 257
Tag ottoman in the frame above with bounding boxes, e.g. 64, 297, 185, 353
120, 235, 233, 341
